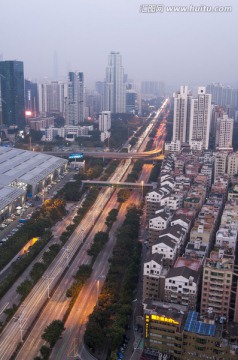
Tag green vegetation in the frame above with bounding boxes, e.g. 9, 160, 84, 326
117, 189, 131, 203
0, 198, 66, 272
87, 232, 109, 260
105, 209, 119, 228
110, 114, 140, 149
149, 161, 162, 182
126, 159, 144, 182
145, 138, 153, 151
41, 320, 65, 348
16, 244, 61, 301
65, 264, 92, 299
84, 206, 142, 355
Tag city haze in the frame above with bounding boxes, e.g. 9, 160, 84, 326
0, 0, 237, 88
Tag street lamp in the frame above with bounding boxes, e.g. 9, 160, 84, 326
141, 180, 144, 198
96, 275, 105, 307
132, 298, 138, 349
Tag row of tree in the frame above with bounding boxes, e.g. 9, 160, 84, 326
35, 206, 120, 359
16, 243, 61, 301
84, 206, 142, 355
126, 159, 144, 183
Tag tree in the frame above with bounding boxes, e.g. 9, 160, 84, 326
105, 209, 118, 227
41, 320, 65, 348
40, 345, 51, 359
16, 279, 32, 299
30, 262, 46, 282
117, 189, 131, 203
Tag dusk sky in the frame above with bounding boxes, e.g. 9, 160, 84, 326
1, 0, 237, 89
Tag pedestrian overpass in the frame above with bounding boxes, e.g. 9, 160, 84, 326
81, 180, 157, 189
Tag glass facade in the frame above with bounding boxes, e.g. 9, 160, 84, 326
0, 61, 25, 128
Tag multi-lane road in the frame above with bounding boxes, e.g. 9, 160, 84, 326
0, 98, 169, 360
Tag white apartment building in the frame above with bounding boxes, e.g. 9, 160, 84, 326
173, 85, 191, 143
152, 237, 178, 267
164, 267, 199, 309
99, 111, 111, 142
164, 140, 181, 153
38, 81, 65, 115
99, 111, 111, 132
44, 125, 92, 142
189, 87, 212, 150
104, 51, 126, 113
215, 114, 234, 150
216, 225, 238, 249
149, 212, 171, 231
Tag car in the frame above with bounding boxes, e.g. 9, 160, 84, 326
116, 352, 124, 359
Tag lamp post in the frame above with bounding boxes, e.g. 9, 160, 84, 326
141, 180, 144, 198
132, 298, 138, 349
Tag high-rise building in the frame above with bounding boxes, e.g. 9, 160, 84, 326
173, 85, 191, 143
104, 51, 126, 113
126, 89, 137, 113
189, 87, 212, 150
38, 81, 65, 116
141, 81, 158, 97
227, 152, 238, 176
99, 111, 111, 132
215, 114, 234, 150
214, 152, 228, 179
0, 60, 25, 128
66, 72, 85, 125
200, 253, 234, 319
25, 80, 39, 117
99, 111, 111, 142
207, 83, 238, 109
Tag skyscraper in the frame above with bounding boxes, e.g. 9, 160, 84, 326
66, 72, 85, 125
104, 51, 126, 113
25, 80, 39, 116
0, 60, 25, 128
189, 87, 212, 150
172, 85, 191, 143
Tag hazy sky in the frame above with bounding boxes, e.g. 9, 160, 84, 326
1, 0, 237, 89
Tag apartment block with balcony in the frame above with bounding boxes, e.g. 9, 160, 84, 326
200, 253, 234, 319
228, 184, 238, 201
164, 266, 199, 310
143, 253, 167, 301
144, 301, 186, 360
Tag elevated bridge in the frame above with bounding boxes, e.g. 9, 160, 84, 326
81, 180, 157, 189
44, 149, 164, 160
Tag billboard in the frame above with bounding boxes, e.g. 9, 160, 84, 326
68, 153, 84, 160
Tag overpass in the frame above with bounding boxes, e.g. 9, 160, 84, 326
81, 180, 157, 189
44, 149, 164, 160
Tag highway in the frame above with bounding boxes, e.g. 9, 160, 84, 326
0, 160, 131, 360
49, 163, 152, 360
0, 98, 169, 359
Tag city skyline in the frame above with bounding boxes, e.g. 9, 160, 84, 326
0, 0, 237, 88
